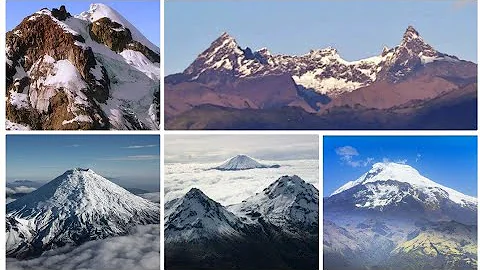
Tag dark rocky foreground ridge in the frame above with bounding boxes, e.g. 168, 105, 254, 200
165, 26, 476, 130
6, 4, 160, 130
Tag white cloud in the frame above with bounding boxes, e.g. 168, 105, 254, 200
67, 144, 81, 148
6, 186, 36, 197
416, 153, 422, 162
335, 146, 373, 167
123, 145, 158, 149
7, 224, 160, 270
335, 146, 359, 157
165, 159, 318, 206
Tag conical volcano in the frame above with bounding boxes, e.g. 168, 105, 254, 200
6, 168, 160, 258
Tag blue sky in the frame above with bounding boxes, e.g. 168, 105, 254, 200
166, 0, 476, 75
323, 136, 477, 198
7, 135, 160, 191
7, 1, 160, 47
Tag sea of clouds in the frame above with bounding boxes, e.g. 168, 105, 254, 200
7, 224, 160, 270
165, 159, 319, 206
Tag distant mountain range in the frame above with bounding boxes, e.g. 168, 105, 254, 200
164, 175, 319, 270
324, 162, 477, 269
165, 26, 476, 130
6, 4, 160, 130
6, 168, 160, 259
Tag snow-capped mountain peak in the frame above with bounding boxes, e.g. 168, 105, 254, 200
165, 188, 244, 242
78, 3, 159, 54
6, 4, 160, 130
330, 162, 476, 207
6, 168, 159, 258
230, 175, 319, 228
402, 25, 421, 42
213, 154, 280, 171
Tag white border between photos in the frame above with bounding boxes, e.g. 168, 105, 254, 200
0, 0, 478, 270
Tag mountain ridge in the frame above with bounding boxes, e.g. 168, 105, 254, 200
164, 175, 319, 270
165, 25, 476, 130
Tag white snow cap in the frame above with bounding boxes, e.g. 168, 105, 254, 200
331, 162, 477, 205
214, 154, 277, 170
78, 3, 159, 54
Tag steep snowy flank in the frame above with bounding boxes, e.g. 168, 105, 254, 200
78, 3, 159, 54
164, 188, 245, 242
230, 175, 318, 228
213, 154, 280, 171
331, 162, 476, 208
6, 168, 159, 258
165, 175, 319, 243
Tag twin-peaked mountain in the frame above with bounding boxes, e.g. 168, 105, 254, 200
165, 26, 476, 130
164, 175, 319, 270
6, 4, 160, 130
324, 162, 477, 270
6, 168, 160, 259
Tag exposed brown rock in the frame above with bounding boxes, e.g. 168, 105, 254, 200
44, 90, 104, 130
51, 5, 71, 21
6, 13, 109, 101
89, 17, 160, 63
5, 12, 112, 129
6, 63, 16, 91
89, 17, 132, 52
6, 98, 40, 129
126, 41, 160, 63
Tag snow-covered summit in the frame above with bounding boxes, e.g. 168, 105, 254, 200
402, 25, 421, 42
213, 154, 280, 171
165, 188, 245, 242
330, 162, 476, 207
230, 175, 319, 228
6, 168, 159, 258
78, 3, 159, 54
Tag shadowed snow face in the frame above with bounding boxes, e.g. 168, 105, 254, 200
7, 224, 160, 270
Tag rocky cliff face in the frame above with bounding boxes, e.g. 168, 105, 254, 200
6, 4, 160, 130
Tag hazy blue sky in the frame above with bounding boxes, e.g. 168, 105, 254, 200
166, 0, 476, 75
7, 135, 160, 191
165, 135, 319, 163
323, 136, 477, 197
7, 1, 160, 47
